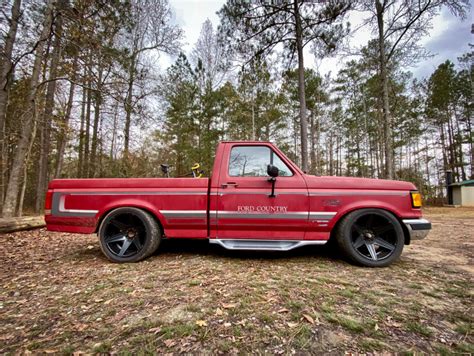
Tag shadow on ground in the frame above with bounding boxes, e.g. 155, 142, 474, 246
156, 238, 340, 261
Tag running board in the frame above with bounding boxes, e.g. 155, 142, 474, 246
209, 239, 327, 251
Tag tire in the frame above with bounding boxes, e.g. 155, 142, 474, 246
335, 208, 404, 267
98, 207, 161, 263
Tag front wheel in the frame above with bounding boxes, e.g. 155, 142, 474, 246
335, 209, 405, 267
98, 207, 161, 263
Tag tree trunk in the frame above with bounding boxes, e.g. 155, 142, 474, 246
124, 54, 136, 159
453, 110, 467, 181
309, 112, 316, 174
293, 0, 308, 172
375, 0, 394, 179
0, 0, 22, 206
110, 102, 118, 160
356, 137, 361, 177
77, 73, 86, 176
89, 62, 103, 178
98, 114, 104, 177
329, 135, 334, 176
466, 111, 474, 179
336, 136, 343, 176
446, 111, 456, 178
293, 114, 298, 166
376, 98, 384, 178
35, 6, 63, 214
55, 58, 77, 177
424, 137, 430, 186
2, 0, 55, 218
18, 115, 37, 216
84, 76, 92, 177
0, 0, 21, 141
439, 122, 448, 172
315, 115, 321, 175
0, 216, 45, 233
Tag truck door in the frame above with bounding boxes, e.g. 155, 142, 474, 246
215, 144, 309, 240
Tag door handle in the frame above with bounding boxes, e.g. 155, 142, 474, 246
221, 182, 239, 188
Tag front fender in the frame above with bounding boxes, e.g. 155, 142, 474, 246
329, 200, 403, 230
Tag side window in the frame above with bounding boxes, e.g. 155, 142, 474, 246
229, 146, 293, 177
272, 153, 292, 177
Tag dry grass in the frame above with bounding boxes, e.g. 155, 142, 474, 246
0, 207, 473, 354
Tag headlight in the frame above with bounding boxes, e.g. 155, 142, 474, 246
411, 191, 422, 208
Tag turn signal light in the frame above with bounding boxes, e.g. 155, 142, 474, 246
411, 191, 422, 208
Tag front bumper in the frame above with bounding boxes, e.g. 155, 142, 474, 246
402, 218, 431, 240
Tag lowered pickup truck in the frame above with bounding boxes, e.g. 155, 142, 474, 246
45, 141, 431, 267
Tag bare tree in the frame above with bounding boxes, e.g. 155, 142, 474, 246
219, 0, 350, 172
55, 56, 77, 177
0, 0, 22, 204
35, 1, 64, 213
2, 0, 55, 218
359, 0, 469, 178
122, 0, 182, 159
191, 19, 228, 90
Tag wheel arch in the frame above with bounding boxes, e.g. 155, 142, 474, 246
95, 203, 165, 237
329, 206, 410, 245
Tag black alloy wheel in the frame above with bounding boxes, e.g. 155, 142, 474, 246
336, 209, 405, 267
98, 207, 161, 263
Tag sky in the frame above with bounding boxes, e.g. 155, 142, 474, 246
163, 0, 473, 80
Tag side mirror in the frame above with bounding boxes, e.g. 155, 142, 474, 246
267, 164, 279, 178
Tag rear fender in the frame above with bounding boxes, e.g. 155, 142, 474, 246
95, 199, 165, 233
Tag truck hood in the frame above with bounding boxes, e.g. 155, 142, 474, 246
304, 175, 416, 191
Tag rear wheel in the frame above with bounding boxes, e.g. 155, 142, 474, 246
98, 207, 161, 263
335, 209, 404, 267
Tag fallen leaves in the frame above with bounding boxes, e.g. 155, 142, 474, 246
148, 327, 161, 334
302, 314, 315, 325
0, 211, 473, 354
195, 320, 208, 327
163, 339, 177, 348
385, 316, 402, 328
74, 323, 88, 332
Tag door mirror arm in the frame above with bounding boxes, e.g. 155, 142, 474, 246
267, 165, 279, 198
268, 176, 276, 198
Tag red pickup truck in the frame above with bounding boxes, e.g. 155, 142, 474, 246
45, 141, 430, 267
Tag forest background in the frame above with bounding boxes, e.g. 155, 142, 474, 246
0, 0, 472, 217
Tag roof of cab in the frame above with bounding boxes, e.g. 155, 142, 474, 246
220, 141, 272, 144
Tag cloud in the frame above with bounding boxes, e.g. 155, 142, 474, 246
411, 7, 472, 78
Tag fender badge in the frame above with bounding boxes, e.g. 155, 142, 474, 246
323, 199, 341, 207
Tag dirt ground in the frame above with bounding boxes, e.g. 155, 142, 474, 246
1, 207, 473, 354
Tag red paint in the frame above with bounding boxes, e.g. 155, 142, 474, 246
45, 142, 423, 241
44, 190, 53, 210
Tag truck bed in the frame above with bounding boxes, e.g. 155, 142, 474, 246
46, 178, 210, 237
